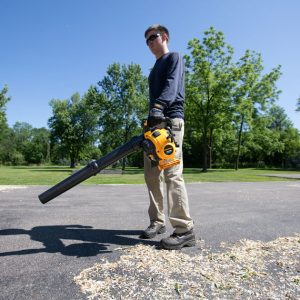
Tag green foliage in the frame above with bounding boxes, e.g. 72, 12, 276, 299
268, 105, 292, 131
47, 63, 148, 169
0, 122, 50, 165
184, 27, 288, 170
231, 50, 282, 169
234, 104, 300, 169
0, 85, 11, 162
13, 122, 50, 164
96, 63, 148, 169
211, 125, 237, 168
1, 29, 300, 169
296, 96, 300, 112
48, 92, 99, 167
243, 116, 284, 163
184, 27, 235, 170
264, 105, 300, 167
0, 127, 24, 165
25, 128, 50, 164
0, 85, 10, 128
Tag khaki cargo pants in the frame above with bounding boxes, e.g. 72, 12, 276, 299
144, 118, 194, 234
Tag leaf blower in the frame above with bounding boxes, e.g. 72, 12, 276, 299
38, 119, 180, 204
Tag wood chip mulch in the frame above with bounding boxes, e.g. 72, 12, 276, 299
74, 234, 300, 299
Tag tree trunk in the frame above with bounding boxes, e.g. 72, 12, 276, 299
202, 130, 208, 172
235, 115, 244, 170
208, 128, 213, 169
70, 157, 76, 168
45, 141, 51, 163
122, 158, 126, 171
122, 129, 130, 171
70, 148, 76, 168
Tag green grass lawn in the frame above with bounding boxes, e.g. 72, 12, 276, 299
0, 165, 299, 185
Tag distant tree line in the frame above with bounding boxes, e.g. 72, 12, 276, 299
1, 27, 300, 170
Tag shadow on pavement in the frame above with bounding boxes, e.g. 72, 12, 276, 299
0, 225, 158, 257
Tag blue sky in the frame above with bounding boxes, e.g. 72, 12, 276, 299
1, 0, 300, 129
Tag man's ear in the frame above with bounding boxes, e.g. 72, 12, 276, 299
161, 32, 169, 43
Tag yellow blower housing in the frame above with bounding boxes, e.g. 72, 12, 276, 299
144, 128, 180, 170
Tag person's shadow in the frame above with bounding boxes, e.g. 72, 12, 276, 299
0, 225, 159, 257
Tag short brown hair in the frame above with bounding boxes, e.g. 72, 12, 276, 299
144, 24, 169, 41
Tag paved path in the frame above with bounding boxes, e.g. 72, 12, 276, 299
0, 182, 300, 299
263, 173, 300, 179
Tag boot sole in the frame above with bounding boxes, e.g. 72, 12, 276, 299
161, 238, 196, 250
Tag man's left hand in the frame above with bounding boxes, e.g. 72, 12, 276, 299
148, 106, 164, 127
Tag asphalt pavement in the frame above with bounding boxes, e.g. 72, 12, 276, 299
0, 181, 300, 299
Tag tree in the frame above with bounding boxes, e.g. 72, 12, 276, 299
0, 85, 10, 128
24, 127, 50, 164
296, 96, 300, 112
0, 127, 17, 165
184, 27, 235, 171
268, 105, 292, 131
242, 115, 284, 166
266, 105, 300, 167
96, 63, 148, 170
1, 122, 33, 165
232, 50, 281, 169
12, 122, 33, 153
10, 122, 50, 165
0, 122, 50, 165
280, 127, 300, 168
48, 92, 99, 168
0, 85, 11, 161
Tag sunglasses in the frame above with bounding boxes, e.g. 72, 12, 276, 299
146, 33, 160, 45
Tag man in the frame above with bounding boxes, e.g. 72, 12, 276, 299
142, 24, 195, 250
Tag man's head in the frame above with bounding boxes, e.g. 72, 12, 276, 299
144, 24, 170, 59
144, 24, 169, 43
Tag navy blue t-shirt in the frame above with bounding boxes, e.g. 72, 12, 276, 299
148, 52, 185, 119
